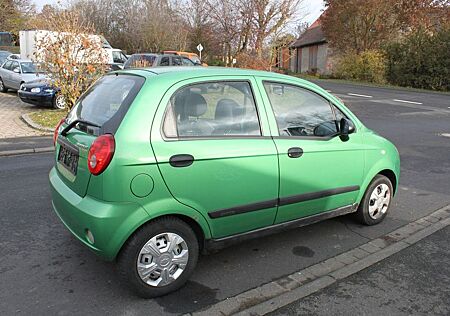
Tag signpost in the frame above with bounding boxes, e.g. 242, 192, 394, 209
196, 43, 203, 61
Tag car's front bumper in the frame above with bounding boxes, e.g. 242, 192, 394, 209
49, 167, 150, 260
18, 90, 53, 107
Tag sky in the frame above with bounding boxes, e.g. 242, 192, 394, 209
33, 0, 325, 24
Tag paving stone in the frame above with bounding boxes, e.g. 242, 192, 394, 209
275, 276, 300, 290
0, 92, 47, 138
333, 252, 359, 265
257, 282, 286, 299
368, 238, 390, 249
289, 270, 316, 285
346, 247, 370, 259
358, 242, 381, 253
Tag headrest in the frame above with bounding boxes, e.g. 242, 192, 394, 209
184, 93, 207, 117
215, 99, 244, 120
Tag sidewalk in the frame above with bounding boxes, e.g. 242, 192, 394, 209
0, 92, 49, 138
0, 135, 53, 156
269, 226, 450, 316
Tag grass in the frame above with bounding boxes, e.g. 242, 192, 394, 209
28, 110, 67, 129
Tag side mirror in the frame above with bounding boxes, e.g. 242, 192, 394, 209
13, 67, 20, 73
339, 118, 350, 136
339, 118, 354, 141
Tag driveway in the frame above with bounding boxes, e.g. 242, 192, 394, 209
0, 91, 48, 138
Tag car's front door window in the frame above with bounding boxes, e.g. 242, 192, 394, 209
263, 82, 338, 137
163, 81, 262, 138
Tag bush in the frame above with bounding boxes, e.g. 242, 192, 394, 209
333, 50, 387, 84
385, 27, 450, 91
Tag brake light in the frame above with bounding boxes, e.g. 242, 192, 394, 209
53, 118, 65, 145
88, 134, 115, 175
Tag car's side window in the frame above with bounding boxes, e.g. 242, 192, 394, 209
160, 57, 169, 66
263, 82, 338, 137
163, 81, 262, 138
11, 61, 19, 72
3, 60, 12, 70
172, 56, 182, 66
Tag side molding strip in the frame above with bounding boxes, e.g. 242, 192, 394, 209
208, 186, 360, 219
205, 203, 358, 251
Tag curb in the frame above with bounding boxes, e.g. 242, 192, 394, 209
0, 146, 54, 157
187, 204, 450, 316
21, 112, 54, 133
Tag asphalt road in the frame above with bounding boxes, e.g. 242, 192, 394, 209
0, 81, 449, 315
269, 226, 450, 316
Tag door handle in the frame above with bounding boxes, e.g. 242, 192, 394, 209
287, 147, 303, 158
169, 154, 194, 167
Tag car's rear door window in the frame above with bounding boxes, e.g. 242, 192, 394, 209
163, 81, 262, 138
66, 74, 145, 135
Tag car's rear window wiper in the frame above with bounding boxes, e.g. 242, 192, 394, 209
61, 119, 101, 136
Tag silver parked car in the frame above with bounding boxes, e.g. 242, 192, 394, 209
0, 59, 46, 92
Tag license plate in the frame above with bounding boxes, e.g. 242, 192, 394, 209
58, 143, 79, 175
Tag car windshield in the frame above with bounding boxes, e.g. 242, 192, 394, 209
21, 62, 38, 74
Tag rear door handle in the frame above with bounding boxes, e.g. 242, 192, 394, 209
169, 154, 194, 167
287, 147, 303, 158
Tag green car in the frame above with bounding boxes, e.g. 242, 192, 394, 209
50, 67, 400, 297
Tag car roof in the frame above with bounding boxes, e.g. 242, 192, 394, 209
117, 66, 305, 83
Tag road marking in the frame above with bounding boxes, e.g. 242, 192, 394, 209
325, 90, 332, 93
393, 99, 423, 105
347, 93, 373, 98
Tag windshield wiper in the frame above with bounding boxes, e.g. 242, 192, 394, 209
61, 119, 101, 136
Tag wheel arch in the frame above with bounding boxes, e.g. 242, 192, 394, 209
357, 163, 399, 203
113, 211, 211, 261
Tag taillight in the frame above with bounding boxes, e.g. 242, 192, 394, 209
53, 118, 65, 145
87, 134, 115, 175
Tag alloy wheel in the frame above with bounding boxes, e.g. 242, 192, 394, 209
55, 94, 66, 109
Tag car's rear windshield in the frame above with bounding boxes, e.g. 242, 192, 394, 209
66, 74, 145, 134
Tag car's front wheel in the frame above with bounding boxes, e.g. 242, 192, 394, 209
117, 217, 199, 298
355, 175, 393, 225
0, 77, 7, 93
52, 93, 66, 109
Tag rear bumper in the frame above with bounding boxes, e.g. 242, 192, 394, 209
49, 167, 150, 260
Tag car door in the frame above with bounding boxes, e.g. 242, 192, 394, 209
1, 60, 13, 87
10, 61, 21, 89
257, 79, 364, 224
150, 77, 279, 238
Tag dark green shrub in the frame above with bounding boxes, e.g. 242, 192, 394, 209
386, 27, 450, 91
333, 50, 387, 84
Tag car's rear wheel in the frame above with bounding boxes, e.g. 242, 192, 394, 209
0, 77, 7, 93
117, 217, 199, 298
355, 175, 393, 225
53, 93, 66, 109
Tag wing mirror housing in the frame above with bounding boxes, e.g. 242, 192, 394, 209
13, 67, 20, 73
339, 118, 354, 141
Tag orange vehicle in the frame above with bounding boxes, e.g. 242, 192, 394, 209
162, 51, 207, 66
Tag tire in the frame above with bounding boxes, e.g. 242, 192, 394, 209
117, 217, 199, 298
0, 77, 7, 93
52, 93, 66, 109
355, 175, 393, 225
